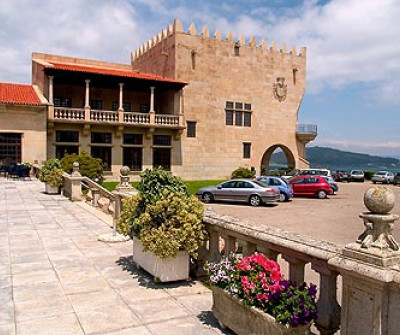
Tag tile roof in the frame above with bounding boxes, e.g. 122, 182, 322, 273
44, 62, 187, 85
0, 83, 42, 105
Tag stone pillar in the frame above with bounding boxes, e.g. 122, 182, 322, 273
208, 228, 221, 263
331, 186, 400, 335
114, 166, 137, 194
149, 86, 155, 112
48, 76, 54, 105
224, 235, 236, 255
243, 241, 257, 256
69, 162, 84, 201
84, 79, 91, 121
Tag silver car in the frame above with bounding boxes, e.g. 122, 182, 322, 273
196, 179, 280, 206
372, 171, 394, 184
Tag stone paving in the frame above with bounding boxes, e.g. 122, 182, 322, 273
0, 179, 230, 335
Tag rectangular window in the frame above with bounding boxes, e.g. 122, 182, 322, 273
54, 97, 72, 108
0, 133, 21, 164
225, 101, 252, 128
55, 130, 79, 143
55, 145, 79, 159
153, 148, 171, 170
123, 134, 143, 145
91, 132, 112, 144
243, 143, 251, 159
91, 146, 112, 171
123, 147, 142, 171
89, 100, 103, 110
235, 111, 243, 126
234, 45, 240, 56
112, 101, 131, 112
140, 104, 150, 113
226, 111, 234, 126
187, 121, 197, 138
244, 112, 252, 127
153, 135, 171, 146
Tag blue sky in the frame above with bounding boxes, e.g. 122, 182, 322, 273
0, 0, 399, 157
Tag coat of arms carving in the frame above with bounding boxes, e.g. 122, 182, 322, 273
273, 77, 287, 102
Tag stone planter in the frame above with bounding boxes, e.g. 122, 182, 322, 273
45, 183, 59, 194
212, 286, 311, 335
132, 235, 190, 282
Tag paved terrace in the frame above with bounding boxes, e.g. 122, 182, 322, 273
0, 179, 229, 335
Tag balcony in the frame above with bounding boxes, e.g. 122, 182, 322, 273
296, 123, 317, 143
49, 107, 184, 129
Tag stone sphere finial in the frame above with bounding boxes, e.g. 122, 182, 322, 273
120, 166, 130, 177
364, 186, 395, 214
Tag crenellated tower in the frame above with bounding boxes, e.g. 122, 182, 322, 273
132, 19, 312, 179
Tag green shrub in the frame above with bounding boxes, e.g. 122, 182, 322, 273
60, 151, 103, 181
116, 167, 206, 259
364, 171, 375, 180
38, 158, 61, 183
231, 167, 255, 179
42, 168, 64, 187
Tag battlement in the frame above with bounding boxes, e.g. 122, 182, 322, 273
131, 18, 306, 62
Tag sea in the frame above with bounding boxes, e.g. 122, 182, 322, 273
269, 164, 400, 174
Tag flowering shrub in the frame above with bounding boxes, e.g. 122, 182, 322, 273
205, 253, 318, 328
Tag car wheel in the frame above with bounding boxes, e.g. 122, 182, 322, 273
330, 187, 335, 195
279, 192, 288, 202
317, 190, 327, 199
249, 195, 262, 207
202, 192, 213, 203
373, 181, 376, 184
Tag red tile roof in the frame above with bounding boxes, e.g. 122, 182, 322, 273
0, 83, 42, 105
45, 62, 187, 85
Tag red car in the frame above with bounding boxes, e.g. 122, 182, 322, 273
289, 175, 332, 199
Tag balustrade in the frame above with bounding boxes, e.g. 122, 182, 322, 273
155, 114, 180, 125
54, 107, 85, 120
123, 112, 150, 124
90, 109, 119, 123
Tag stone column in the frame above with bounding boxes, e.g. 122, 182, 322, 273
118, 83, 124, 111
69, 162, 84, 201
149, 86, 155, 112
48, 76, 54, 105
281, 254, 307, 283
84, 79, 91, 122
114, 166, 137, 194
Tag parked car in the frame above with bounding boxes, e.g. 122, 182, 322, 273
298, 169, 332, 177
333, 170, 351, 182
256, 176, 293, 202
371, 171, 394, 184
394, 172, 400, 186
196, 179, 280, 206
322, 176, 339, 194
289, 175, 332, 199
350, 170, 365, 182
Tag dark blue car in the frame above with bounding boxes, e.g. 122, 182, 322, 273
256, 176, 293, 202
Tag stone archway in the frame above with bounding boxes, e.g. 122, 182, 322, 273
260, 144, 296, 175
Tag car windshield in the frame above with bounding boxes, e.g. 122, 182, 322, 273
352, 171, 363, 175
376, 172, 387, 176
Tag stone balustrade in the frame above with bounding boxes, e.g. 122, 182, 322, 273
61, 168, 400, 335
52, 107, 182, 128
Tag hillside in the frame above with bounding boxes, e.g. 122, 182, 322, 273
271, 146, 400, 170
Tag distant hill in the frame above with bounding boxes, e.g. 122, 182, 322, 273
271, 146, 400, 171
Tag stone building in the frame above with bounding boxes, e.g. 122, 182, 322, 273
0, 19, 316, 180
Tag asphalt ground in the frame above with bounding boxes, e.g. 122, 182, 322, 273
206, 181, 400, 247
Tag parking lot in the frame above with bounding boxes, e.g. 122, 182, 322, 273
206, 182, 400, 246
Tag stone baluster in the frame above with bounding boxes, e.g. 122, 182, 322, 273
208, 228, 221, 262
281, 254, 307, 283
243, 240, 257, 256
312, 262, 341, 335
91, 188, 99, 207
224, 235, 236, 256
257, 245, 279, 261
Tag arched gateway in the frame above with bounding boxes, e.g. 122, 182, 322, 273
260, 144, 296, 174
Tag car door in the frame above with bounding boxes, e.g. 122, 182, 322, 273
291, 177, 306, 195
214, 181, 235, 201
304, 177, 318, 195
232, 180, 252, 202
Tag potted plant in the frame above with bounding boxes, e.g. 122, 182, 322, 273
117, 167, 206, 282
205, 253, 318, 335
38, 158, 63, 194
